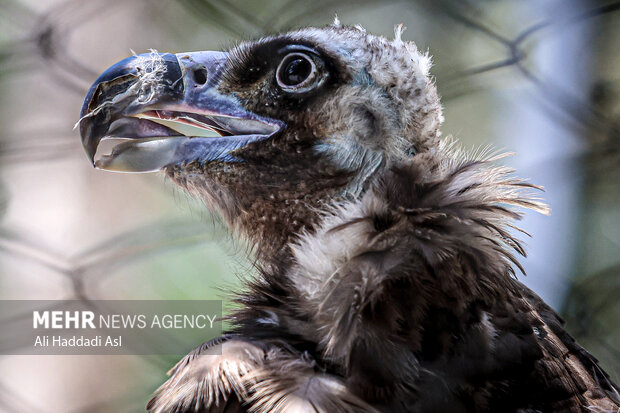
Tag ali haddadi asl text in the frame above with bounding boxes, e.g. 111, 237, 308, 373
34, 335, 121, 347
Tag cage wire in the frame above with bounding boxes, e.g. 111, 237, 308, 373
0, 0, 618, 411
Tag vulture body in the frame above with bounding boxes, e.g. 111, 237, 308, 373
78, 24, 620, 413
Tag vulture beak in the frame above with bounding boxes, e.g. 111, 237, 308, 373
78, 51, 283, 172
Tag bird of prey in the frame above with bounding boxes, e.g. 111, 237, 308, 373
78, 23, 619, 413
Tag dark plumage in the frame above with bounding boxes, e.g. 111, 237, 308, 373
78, 23, 619, 413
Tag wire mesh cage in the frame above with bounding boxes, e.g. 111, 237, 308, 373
0, 0, 618, 411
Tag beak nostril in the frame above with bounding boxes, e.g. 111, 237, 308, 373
193, 67, 208, 85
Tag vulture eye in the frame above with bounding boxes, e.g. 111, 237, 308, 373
276, 52, 322, 93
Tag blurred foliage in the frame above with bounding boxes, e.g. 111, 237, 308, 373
0, 0, 618, 411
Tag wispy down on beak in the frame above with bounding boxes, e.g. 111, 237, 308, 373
78, 51, 283, 172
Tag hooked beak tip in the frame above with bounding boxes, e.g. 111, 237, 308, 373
80, 132, 98, 167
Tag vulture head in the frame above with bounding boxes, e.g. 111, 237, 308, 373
79, 23, 620, 413
79, 24, 442, 263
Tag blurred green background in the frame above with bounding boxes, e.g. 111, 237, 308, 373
0, 0, 618, 411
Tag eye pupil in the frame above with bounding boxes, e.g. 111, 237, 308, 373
283, 58, 311, 86
276, 51, 323, 92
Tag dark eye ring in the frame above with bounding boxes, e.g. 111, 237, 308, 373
276, 52, 320, 93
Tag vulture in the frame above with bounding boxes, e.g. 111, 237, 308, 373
78, 23, 620, 413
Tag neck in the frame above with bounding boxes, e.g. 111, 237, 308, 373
230, 142, 547, 366
167, 158, 357, 269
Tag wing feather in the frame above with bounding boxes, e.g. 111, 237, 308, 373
146, 337, 263, 413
